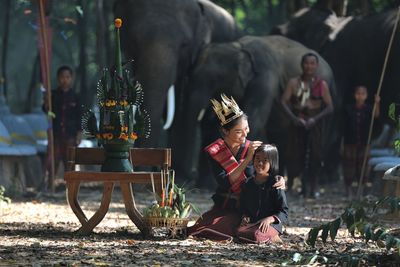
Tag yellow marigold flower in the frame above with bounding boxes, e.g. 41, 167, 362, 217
115, 18, 122, 28
121, 126, 128, 132
119, 133, 129, 141
130, 132, 138, 140
103, 133, 113, 140
120, 100, 128, 106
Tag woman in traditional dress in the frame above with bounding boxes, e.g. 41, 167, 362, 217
188, 94, 285, 242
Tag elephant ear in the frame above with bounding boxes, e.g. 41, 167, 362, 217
237, 49, 256, 89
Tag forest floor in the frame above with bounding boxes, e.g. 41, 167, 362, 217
0, 181, 399, 266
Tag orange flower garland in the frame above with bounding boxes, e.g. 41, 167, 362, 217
115, 18, 122, 28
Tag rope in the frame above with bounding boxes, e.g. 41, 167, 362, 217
357, 6, 400, 199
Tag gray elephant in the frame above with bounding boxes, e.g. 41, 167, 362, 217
182, 35, 338, 186
114, 0, 242, 163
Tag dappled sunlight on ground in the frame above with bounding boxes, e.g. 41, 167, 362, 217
0, 183, 398, 266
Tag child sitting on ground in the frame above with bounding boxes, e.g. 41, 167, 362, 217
237, 144, 289, 244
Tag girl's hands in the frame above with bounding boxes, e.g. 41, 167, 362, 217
273, 175, 286, 190
259, 216, 275, 233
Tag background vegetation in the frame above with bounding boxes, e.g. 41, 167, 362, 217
0, 0, 399, 113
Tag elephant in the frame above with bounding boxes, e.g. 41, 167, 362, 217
271, 6, 400, 121
182, 35, 339, 187
114, 0, 242, 173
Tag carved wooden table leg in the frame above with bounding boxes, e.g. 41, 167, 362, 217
120, 181, 151, 236
78, 182, 114, 235
66, 181, 88, 225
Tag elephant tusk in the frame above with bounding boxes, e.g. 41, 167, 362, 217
197, 108, 205, 122
163, 85, 175, 130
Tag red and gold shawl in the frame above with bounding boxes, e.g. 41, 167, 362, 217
205, 138, 250, 193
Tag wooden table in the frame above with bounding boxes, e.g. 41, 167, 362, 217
64, 147, 169, 235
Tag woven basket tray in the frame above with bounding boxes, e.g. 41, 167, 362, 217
145, 217, 189, 228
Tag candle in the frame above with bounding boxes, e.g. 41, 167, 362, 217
169, 170, 175, 206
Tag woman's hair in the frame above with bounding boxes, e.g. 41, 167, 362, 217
301, 52, 319, 66
254, 144, 279, 176
219, 113, 248, 135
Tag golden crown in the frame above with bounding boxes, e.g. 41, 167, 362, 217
210, 94, 244, 126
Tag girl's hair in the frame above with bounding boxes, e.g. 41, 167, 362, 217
254, 144, 279, 176
354, 85, 368, 93
219, 113, 248, 135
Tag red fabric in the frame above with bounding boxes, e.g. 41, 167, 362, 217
47, 136, 76, 173
188, 206, 241, 241
311, 79, 324, 98
342, 144, 369, 186
236, 222, 279, 244
205, 138, 250, 193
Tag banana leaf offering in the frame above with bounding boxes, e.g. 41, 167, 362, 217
144, 170, 198, 227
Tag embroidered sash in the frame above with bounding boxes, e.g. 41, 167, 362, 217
205, 138, 250, 193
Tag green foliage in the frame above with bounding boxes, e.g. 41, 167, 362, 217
0, 186, 11, 204
388, 103, 400, 153
281, 251, 328, 266
306, 197, 400, 255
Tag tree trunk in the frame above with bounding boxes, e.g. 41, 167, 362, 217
315, 0, 348, 16
96, 0, 105, 69
27, 53, 40, 112
1, 0, 11, 98
333, 0, 348, 16
77, 0, 88, 105
354, 0, 371, 15
103, 0, 113, 68
229, 0, 236, 18
286, 0, 308, 17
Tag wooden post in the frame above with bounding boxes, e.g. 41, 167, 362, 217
38, 0, 55, 192
357, 6, 400, 199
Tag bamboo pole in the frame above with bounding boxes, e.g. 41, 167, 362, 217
357, 6, 400, 199
38, 0, 55, 193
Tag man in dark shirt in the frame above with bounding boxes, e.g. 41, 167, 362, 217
43, 66, 82, 174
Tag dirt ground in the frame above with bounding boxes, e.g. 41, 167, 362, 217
0, 182, 399, 266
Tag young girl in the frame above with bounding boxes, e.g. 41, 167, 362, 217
343, 86, 380, 198
237, 144, 289, 244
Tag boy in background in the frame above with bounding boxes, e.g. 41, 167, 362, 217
43, 65, 82, 175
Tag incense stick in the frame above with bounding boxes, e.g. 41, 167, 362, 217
150, 173, 157, 202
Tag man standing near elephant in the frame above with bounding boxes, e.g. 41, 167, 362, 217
281, 53, 334, 198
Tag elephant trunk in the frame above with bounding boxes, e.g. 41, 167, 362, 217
134, 46, 178, 147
